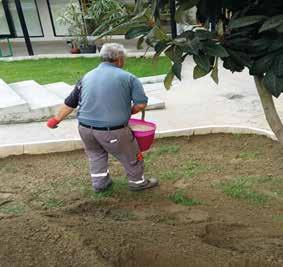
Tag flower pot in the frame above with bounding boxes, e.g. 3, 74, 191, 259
80, 45, 97, 54
70, 48, 81, 54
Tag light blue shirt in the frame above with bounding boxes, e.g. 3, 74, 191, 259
77, 62, 148, 127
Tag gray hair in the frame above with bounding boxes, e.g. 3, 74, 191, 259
100, 43, 126, 62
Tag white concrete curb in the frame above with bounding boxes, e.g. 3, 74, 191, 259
0, 126, 277, 158
0, 52, 157, 62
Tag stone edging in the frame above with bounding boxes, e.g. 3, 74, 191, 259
0, 126, 276, 158
0, 52, 156, 62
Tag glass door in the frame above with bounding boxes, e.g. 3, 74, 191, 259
0, 0, 14, 37
47, 0, 81, 36
8, 0, 43, 37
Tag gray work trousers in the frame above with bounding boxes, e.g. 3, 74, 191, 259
78, 125, 146, 191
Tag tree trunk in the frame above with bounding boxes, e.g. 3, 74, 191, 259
254, 75, 283, 144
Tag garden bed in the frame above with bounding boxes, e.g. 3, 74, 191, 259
1, 134, 283, 266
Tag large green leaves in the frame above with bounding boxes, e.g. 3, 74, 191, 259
205, 42, 229, 58
228, 16, 267, 29
249, 53, 276, 76
172, 63, 182, 80
223, 57, 244, 73
164, 69, 175, 90
193, 55, 211, 72
193, 65, 210, 79
125, 26, 151, 39
226, 49, 252, 69
259, 15, 283, 33
263, 71, 283, 98
165, 45, 183, 64
272, 55, 283, 77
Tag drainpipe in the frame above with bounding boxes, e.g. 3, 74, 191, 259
15, 0, 34, 56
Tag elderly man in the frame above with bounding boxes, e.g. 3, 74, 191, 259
47, 43, 158, 192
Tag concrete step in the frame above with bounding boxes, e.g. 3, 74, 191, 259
0, 79, 27, 109
9, 80, 63, 110
8, 80, 64, 123
44, 82, 73, 100
0, 79, 31, 124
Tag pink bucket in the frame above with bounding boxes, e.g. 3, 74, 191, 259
128, 112, 156, 152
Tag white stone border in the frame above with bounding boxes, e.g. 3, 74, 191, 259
0, 52, 156, 62
0, 126, 277, 158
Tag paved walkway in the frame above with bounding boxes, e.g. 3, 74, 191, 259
1, 57, 283, 146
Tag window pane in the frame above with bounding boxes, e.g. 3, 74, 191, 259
9, 0, 43, 37
48, 0, 80, 36
0, 3, 10, 35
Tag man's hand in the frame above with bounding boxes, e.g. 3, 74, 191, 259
131, 103, 146, 115
47, 117, 60, 128
46, 104, 75, 129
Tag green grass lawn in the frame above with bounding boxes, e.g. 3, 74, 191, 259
0, 57, 171, 85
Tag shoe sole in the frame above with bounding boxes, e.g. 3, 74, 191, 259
128, 182, 158, 192
94, 180, 113, 193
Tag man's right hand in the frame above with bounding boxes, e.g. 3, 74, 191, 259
47, 117, 60, 128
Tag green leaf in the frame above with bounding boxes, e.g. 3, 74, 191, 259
228, 16, 267, 29
153, 42, 168, 66
193, 65, 209, 79
259, 15, 283, 33
223, 57, 244, 73
249, 54, 275, 75
268, 39, 283, 53
125, 26, 151, 39
263, 71, 283, 98
172, 63, 182, 81
165, 46, 175, 61
276, 24, 283, 33
226, 49, 251, 69
211, 65, 219, 84
134, 0, 143, 14
194, 30, 216, 40
165, 45, 183, 64
273, 55, 283, 77
137, 36, 144, 50
193, 55, 211, 72
147, 26, 170, 42
190, 37, 203, 54
164, 70, 174, 90
205, 42, 229, 58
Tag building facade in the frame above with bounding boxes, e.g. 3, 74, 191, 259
0, 0, 134, 42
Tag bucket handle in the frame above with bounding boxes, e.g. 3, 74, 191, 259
141, 110, 145, 121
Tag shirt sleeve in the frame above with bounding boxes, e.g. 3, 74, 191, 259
64, 79, 82, 108
130, 75, 148, 105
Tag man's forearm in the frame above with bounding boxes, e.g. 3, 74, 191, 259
55, 104, 75, 121
131, 103, 146, 114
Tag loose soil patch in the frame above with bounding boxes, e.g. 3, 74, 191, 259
1, 134, 283, 267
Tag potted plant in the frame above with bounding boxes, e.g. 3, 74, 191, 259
84, 0, 127, 49
67, 38, 80, 54
57, 1, 92, 54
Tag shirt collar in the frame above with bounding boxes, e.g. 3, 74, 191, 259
99, 62, 118, 68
